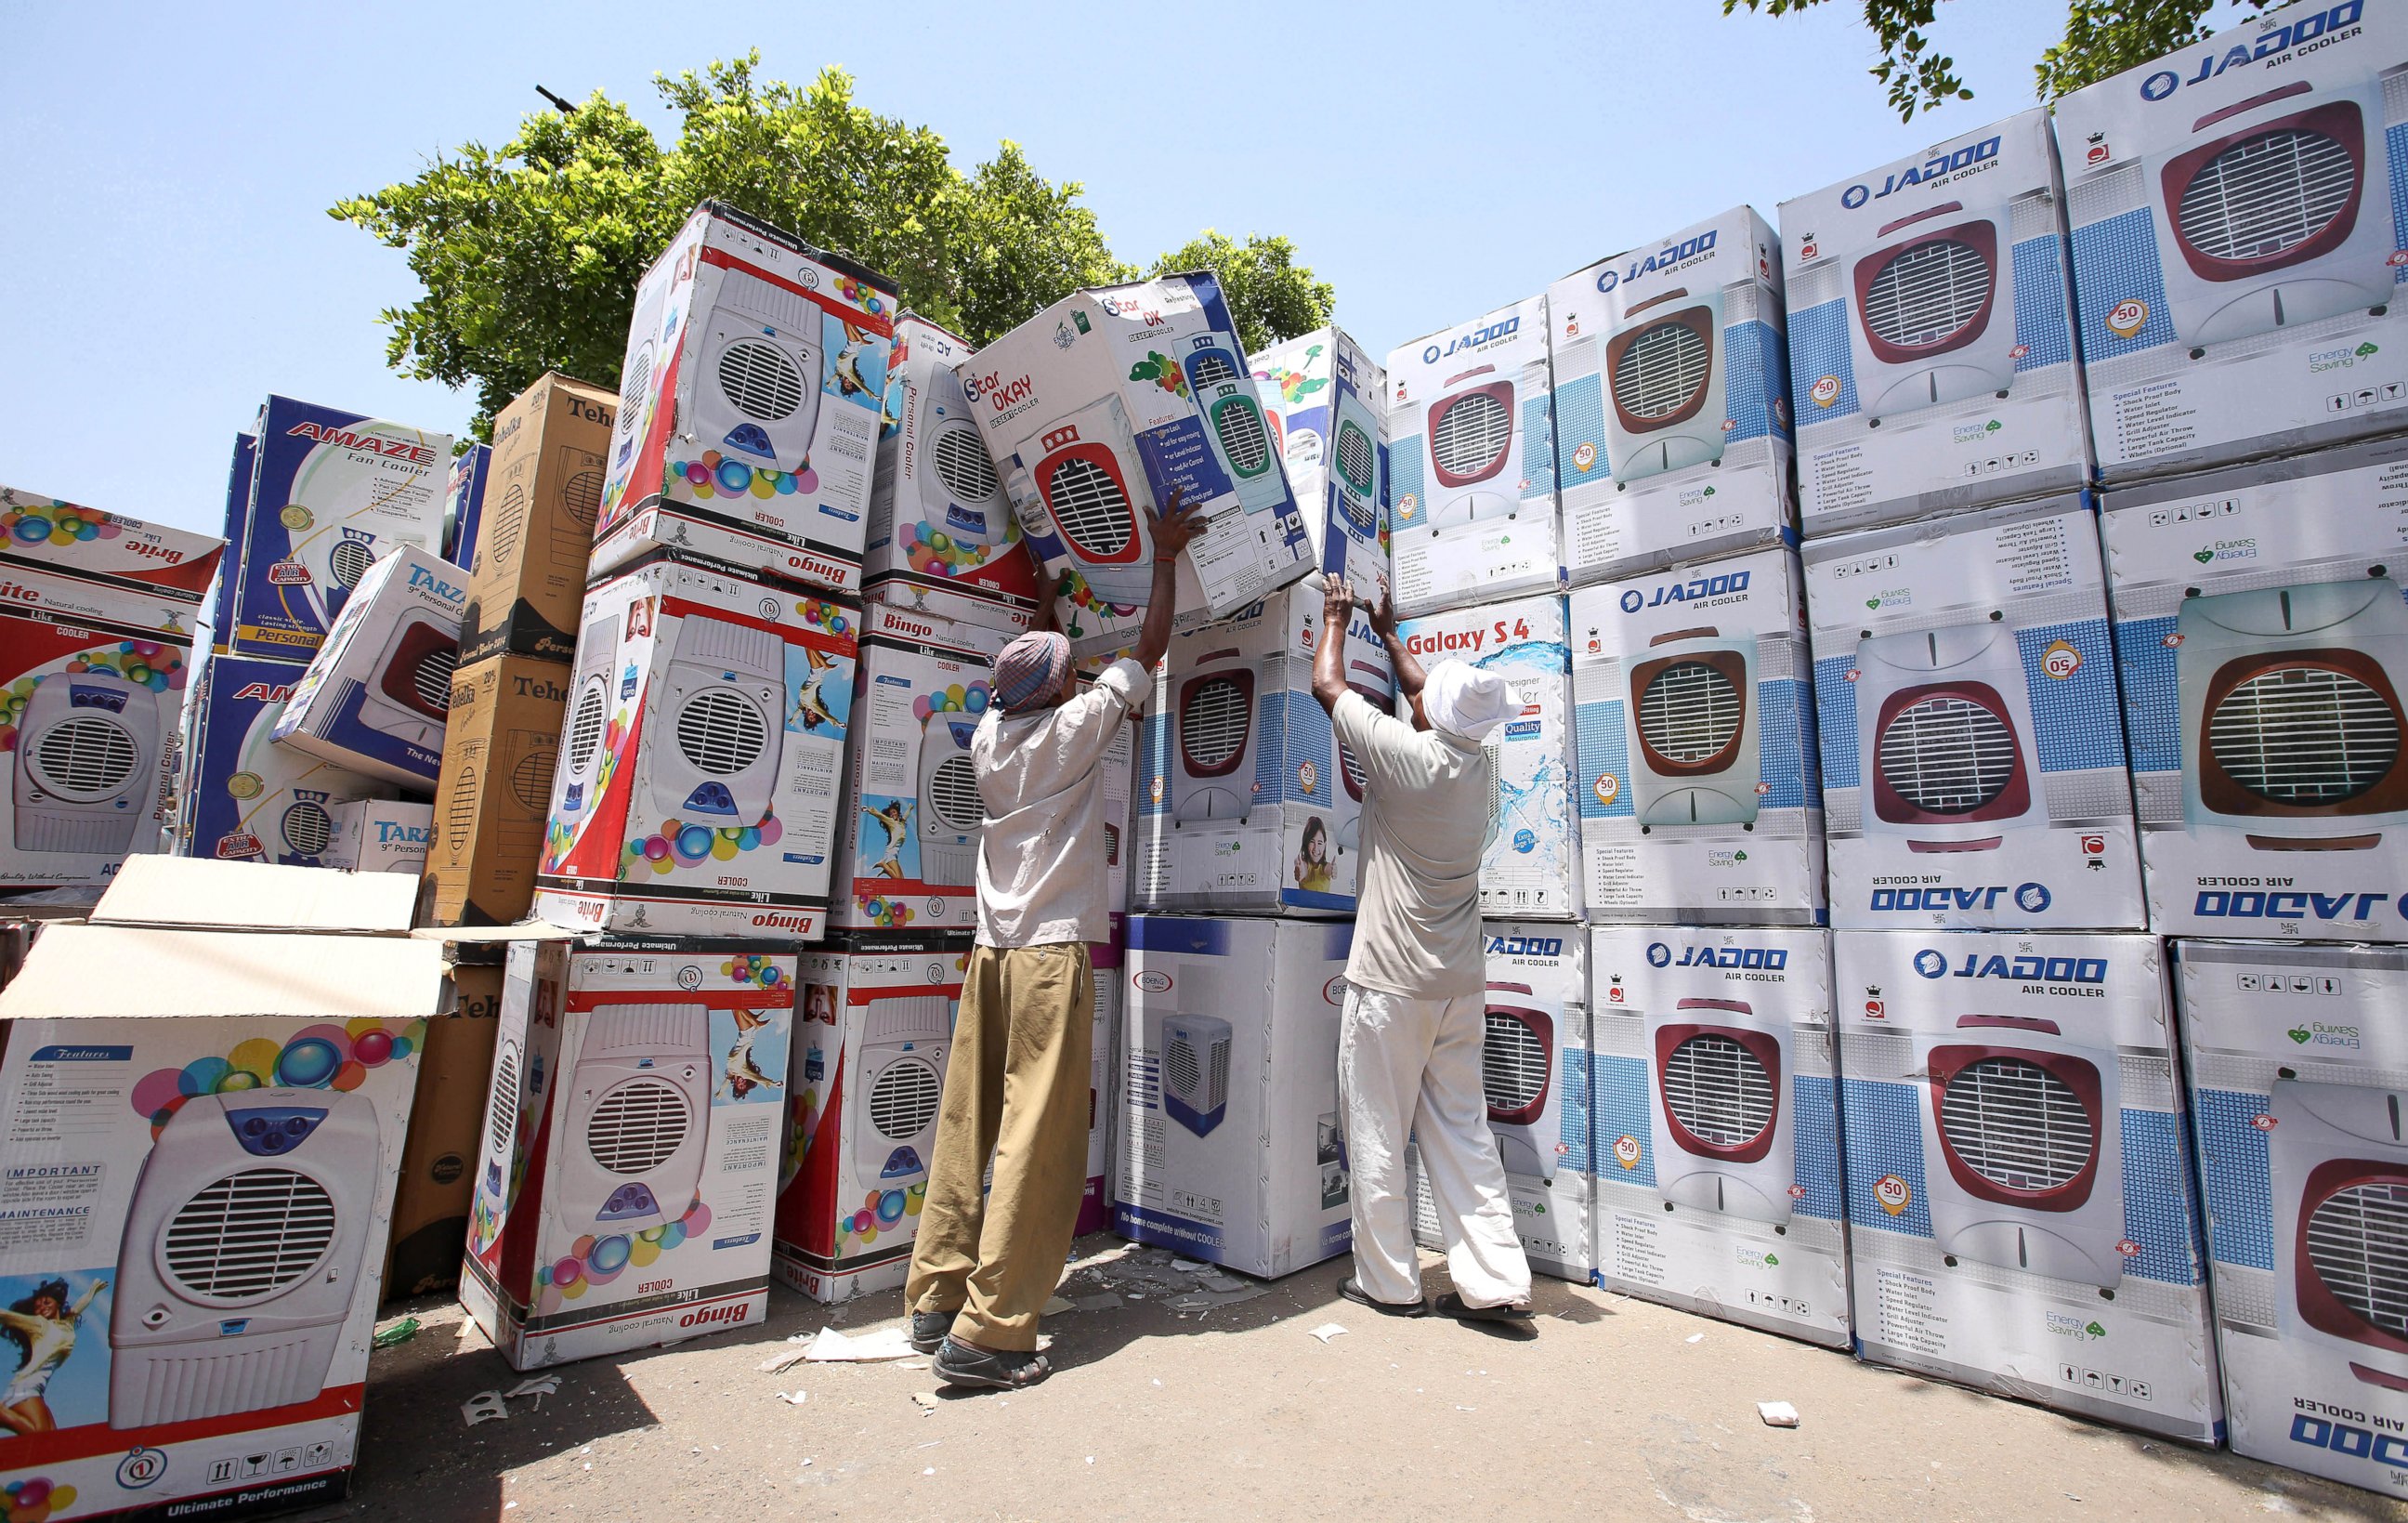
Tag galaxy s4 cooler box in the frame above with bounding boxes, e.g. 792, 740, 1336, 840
593, 201, 896, 592
1114, 916, 1354, 1277
1835, 930, 2221, 1442
1249, 325, 1392, 586
273, 545, 465, 791
2057, 0, 2408, 484
1385, 294, 1560, 619
533, 558, 858, 939
1590, 927, 1850, 1347
1549, 206, 1798, 583
1804, 494, 2145, 930
1781, 108, 2092, 536
1571, 547, 1826, 926
462, 938, 794, 1370
1136, 586, 1394, 914
1395, 594, 1584, 920
2103, 437, 2408, 940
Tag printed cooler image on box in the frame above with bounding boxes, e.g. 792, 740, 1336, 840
1081, 931, 1122, 1238
1550, 207, 1797, 583
1250, 326, 1391, 586
959, 270, 1315, 656
461, 939, 795, 1370
533, 560, 857, 939
862, 313, 1040, 632
180, 651, 391, 868
1805, 494, 2144, 930
1836, 930, 2220, 1441
0, 483, 225, 607
423, 655, 568, 927
224, 396, 453, 660
772, 934, 963, 1303
2058, 0, 2408, 484
1114, 916, 1353, 1277
832, 604, 1006, 931
323, 799, 433, 873
2176, 940, 2408, 1493
1136, 587, 1394, 914
1396, 594, 1583, 920
1590, 927, 1849, 1346
594, 201, 896, 592
274, 545, 465, 791
1406, 924, 1594, 1280
1781, 108, 2091, 535
1386, 295, 1560, 618
2104, 438, 2408, 940
460, 373, 616, 664
1571, 548, 1826, 926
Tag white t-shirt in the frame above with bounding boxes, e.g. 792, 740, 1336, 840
1330, 691, 1489, 999
972, 657, 1146, 948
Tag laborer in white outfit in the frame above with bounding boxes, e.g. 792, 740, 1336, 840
1312, 575, 1534, 1325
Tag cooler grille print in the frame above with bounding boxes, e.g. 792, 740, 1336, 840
562, 468, 603, 529
30, 716, 138, 797
587, 1079, 691, 1175
566, 689, 606, 774
1043, 457, 1133, 557
1431, 389, 1512, 484
927, 754, 984, 832
488, 486, 527, 567
409, 648, 457, 716
1187, 350, 1240, 387
2176, 126, 2358, 267
675, 689, 770, 776
717, 339, 808, 421
2305, 1177, 2408, 1341
329, 539, 376, 591
1936, 1057, 2094, 1192
1863, 239, 1994, 349
870, 1058, 944, 1145
1182, 677, 1250, 773
932, 423, 1001, 505
282, 800, 334, 858
2205, 664, 2401, 806
1336, 419, 1376, 498
1211, 394, 1273, 475
1639, 662, 1744, 767
1613, 322, 1711, 422
1661, 1034, 1776, 1149
163, 1170, 336, 1302
1878, 694, 2020, 814
1483, 1013, 1551, 1116
621, 350, 653, 438
487, 1044, 520, 1161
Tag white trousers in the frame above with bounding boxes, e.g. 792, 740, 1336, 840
1338, 985, 1532, 1309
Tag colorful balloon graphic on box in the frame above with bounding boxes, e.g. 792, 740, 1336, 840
0, 644, 188, 754
127, 1019, 425, 1137
667, 449, 819, 504
836, 1182, 925, 1249
533, 1197, 715, 1311
3, 1477, 76, 1523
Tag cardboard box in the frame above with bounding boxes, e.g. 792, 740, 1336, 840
445, 441, 491, 571
273, 545, 465, 790
1781, 108, 2092, 535
592, 202, 896, 592
1135, 586, 1394, 915
1804, 494, 2146, 929
1250, 326, 1391, 586
1080, 930, 1122, 1238
2174, 939, 2408, 1491
1589, 926, 1849, 1346
325, 799, 433, 874
958, 271, 1316, 653
770, 932, 964, 1302
533, 559, 857, 939
861, 314, 1041, 632
2102, 438, 2408, 939
2058, 0, 2408, 484
0, 859, 441, 1521
1570, 548, 1826, 926
0, 483, 224, 606
830, 604, 1006, 931
460, 374, 616, 664
1549, 207, 1798, 582
421, 654, 568, 927
1385, 295, 1561, 618
177, 650, 391, 867
1405, 924, 1595, 1281
0, 565, 203, 888
1835, 930, 2221, 1442
461, 937, 795, 1369
222, 397, 453, 660
1395, 593, 1584, 920
1114, 915, 1353, 1276
386, 958, 503, 1299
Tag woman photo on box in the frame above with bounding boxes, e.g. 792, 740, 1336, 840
1292, 814, 1334, 894
0, 1276, 104, 1436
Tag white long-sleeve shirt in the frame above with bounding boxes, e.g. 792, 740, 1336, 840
971, 658, 1146, 948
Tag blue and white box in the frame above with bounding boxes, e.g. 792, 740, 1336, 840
274, 545, 465, 791
1590, 926, 1848, 1347
446, 440, 491, 570
1804, 494, 2145, 930
2176, 939, 2408, 1493
179, 650, 391, 867
222, 397, 453, 661
1570, 547, 1826, 926
1837, 930, 2220, 1442
1114, 915, 1354, 1278
2057, 0, 2408, 484
327, 798, 435, 873
1781, 108, 2092, 536
2103, 438, 2408, 940
1549, 206, 1797, 584
1251, 326, 1391, 589
1385, 294, 1559, 618
1396, 593, 1583, 920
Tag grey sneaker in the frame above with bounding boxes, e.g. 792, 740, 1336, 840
909, 1309, 949, 1354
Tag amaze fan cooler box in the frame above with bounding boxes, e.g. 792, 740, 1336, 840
1249, 327, 1392, 588
176, 650, 392, 871
2058, 0, 2408, 484
1836, 930, 2218, 1441
2105, 437, 2408, 939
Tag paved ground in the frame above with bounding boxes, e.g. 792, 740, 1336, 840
298, 1237, 2403, 1522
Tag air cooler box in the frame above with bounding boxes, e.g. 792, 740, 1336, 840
177, 649, 392, 871
275, 544, 466, 791
1247, 327, 1392, 587
458, 372, 619, 666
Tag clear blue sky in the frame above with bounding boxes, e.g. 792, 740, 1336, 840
1, 0, 2244, 538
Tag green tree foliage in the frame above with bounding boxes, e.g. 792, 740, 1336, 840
1723, 0, 2271, 122
333, 55, 1333, 433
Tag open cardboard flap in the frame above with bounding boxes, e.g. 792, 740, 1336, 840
0, 924, 442, 1020
96, 855, 418, 933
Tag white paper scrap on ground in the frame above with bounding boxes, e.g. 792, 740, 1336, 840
1308, 1323, 1349, 1343
1758, 1401, 1800, 1428
803, 1325, 918, 1361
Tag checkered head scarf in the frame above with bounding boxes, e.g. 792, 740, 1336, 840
990, 630, 1072, 713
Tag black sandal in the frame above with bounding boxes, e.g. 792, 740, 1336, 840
1339, 1277, 1427, 1317
934, 1337, 1053, 1390
1433, 1292, 1535, 1325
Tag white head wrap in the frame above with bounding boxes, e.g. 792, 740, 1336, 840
1420, 660, 1514, 742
